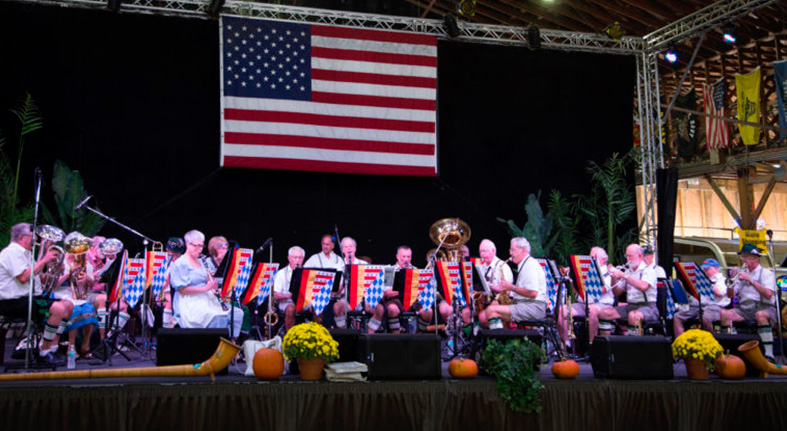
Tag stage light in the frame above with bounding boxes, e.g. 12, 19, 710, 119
664, 47, 678, 64
107, 0, 121, 12
603, 22, 624, 40
527, 25, 541, 50
458, 0, 476, 18
443, 14, 461, 38
207, 0, 226, 17
722, 26, 737, 44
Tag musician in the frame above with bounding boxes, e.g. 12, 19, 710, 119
460, 245, 471, 261
87, 236, 109, 340
273, 246, 305, 331
170, 230, 243, 335
332, 237, 369, 329
161, 237, 185, 328
0, 222, 73, 365
482, 237, 547, 329
303, 234, 343, 270
563, 247, 614, 343
598, 244, 657, 336
205, 236, 229, 275
53, 249, 98, 359
643, 245, 667, 279
475, 239, 513, 327
673, 258, 728, 337
720, 244, 778, 359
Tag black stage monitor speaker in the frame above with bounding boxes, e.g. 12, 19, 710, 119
329, 328, 361, 363
358, 334, 441, 380
714, 333, 762, 377
157, 328, 229, 374
591, 335, 673, 379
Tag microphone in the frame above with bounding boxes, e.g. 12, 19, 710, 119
256, 238, 273, 253
74, 195, 93, 211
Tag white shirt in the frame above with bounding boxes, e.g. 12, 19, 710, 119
0, 242, 41, 300
687, 272, 730, 308
479, 256, 513, 289
620, 261, 657, 303
304, 252, 343, 270
732, 264, 776, 306
273, 265, 295, 295
512, 255, 547, 303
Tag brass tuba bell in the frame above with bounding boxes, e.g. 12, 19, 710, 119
63, 232, 92, 300
428, 218, 471, 263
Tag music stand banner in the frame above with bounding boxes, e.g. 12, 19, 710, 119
108, 249, 128, 304
145, 251, 168, 300
675, 261, 716, 303
417, 269, 436, 312
243, 262, 279, 306
360, 265, 386, 309
536, 258, 558, 312
123, 257, 147, 309
401, 269, 421, 311
435, 261, 466, 307
569, 255, 603, 303
347, 265, 373, 311
221, 247, 254, 300
295, 269, 336, 315
460, 261, 473, 307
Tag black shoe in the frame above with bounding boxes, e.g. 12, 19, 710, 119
37, 351, 66, 367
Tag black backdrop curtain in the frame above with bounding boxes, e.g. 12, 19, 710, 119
0, 3, 635, 264
657, 167, 679, 275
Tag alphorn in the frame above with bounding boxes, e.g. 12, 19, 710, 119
737, 340, 787, 378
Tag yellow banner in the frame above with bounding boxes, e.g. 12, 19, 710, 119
735, 67, 761, 146
736, 228, 767, 252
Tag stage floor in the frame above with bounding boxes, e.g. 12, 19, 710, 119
2, 334, 787, 431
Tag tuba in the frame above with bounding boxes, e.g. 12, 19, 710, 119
428, 218, 471, 264
63, 231, 92, 300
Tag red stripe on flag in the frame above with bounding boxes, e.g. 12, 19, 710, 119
311, 92, 436, 111
311, 25, 437, 47
225, 109, 435, 133
223, 156, 435, 176
312, 47, 437, 67
312, 69, 436, 89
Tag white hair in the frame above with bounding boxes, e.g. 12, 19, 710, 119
590, 246, 608, 261
511, 237, 530, 253
479, 239, 496, 254
10, 223, 31, 242
289, 246, 305, 257
184, 229, 205, 244
341, 237, 357, 248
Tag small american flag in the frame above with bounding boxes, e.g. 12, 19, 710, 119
220, 16, 437, 176
702, 78, 728, 150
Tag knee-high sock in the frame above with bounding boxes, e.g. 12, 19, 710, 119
759, 325, 774, 357
387, 317, 400, 332
162, 309, 173, 327
43, 322, 59, 342
335, 315, 346, 328
368, 318, 382, 332
97, 308, 108, 327
115, 312, 130, 331
417, 316, 429, 332
489, 317, 503, 330
56, 320, 67, 335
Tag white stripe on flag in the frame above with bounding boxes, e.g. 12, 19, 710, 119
223, 143, 435, 166
312, 36, 438, 57
224, 120, 436, 144
224, 96, 435, 122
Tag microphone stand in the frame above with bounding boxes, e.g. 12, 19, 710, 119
77, 202, 158, 359
25, 168, 44, 369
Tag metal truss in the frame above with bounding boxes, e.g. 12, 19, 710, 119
643, 0, 782, 52
635, 52, 663, 246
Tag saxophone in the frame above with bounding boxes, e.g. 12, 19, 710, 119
473, 259, 513, 310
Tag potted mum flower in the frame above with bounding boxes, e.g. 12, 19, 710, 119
672, 329, 723, 380
282, 322, 339, 380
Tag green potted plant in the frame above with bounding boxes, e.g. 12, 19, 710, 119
480, 338, 544, 414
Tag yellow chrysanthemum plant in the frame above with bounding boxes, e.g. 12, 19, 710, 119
282, 322, 340, 363
671, 329, 724, 371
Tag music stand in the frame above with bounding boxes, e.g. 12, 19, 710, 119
675, 262, 717, 325
569, 255, 604, 356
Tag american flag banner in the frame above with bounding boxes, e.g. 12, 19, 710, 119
702, 78, 728, 149
536, 258, 558, 312
219, 16, 437, 176
401, 268, 421, 310
108, 250, 128, 304
569, 255, 603, 303
243, 262, 279, 306
675, 262, 716, 304
295, 269, 336, 315
361, 265, 387, 309
123, 258, 147, 309
435, 261, 466, 307
221, 248, 254, 300
145, 251, 168, 300
417, 269, 436, 312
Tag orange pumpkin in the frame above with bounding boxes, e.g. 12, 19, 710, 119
551, 359, 580, 379
252, 348, 285, 380
449, 358, 479, 379
715, 354, 746, 380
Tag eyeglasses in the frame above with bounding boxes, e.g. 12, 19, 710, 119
189, 242, 204, 248
219, 243, 229, 250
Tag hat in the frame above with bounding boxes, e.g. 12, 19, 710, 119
701, 258, 720, 269
642, 244, 655, 255
166, 237, 186, 254
738, 243, 763, 257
